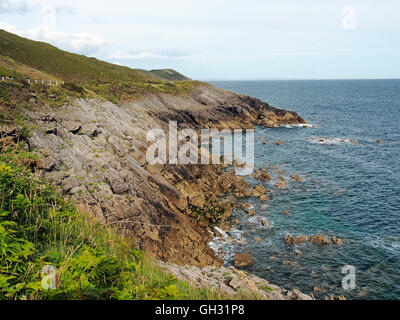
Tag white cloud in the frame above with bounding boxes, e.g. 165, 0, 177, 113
0, 22, 109, 56
21, 26, 109, 55
0, 0, 36, 14
108, 49, 197, 61
0, 21, 17, 33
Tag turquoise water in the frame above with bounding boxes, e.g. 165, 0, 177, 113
209, 80, 400, 300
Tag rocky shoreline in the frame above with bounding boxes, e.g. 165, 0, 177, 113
158, 261, 313, 300
2, 82, 313, 298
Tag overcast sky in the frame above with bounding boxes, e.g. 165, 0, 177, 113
1, 0, 399, 79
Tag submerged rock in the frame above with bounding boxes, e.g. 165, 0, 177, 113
283, 260, 296, 268
290, 174, 304, 182
313, 286, 323, 294
234, 253, 255, 267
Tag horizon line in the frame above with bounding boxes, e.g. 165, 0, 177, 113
200, 77, 400, 81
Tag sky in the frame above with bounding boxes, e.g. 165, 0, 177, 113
0, 0, 399, 80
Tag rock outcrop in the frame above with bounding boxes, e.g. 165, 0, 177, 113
285, 234, 342, 246
158, 261, 313, 300
19, 83, 305, 267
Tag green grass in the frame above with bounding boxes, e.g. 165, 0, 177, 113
0, 30, 154, 83
0, 30, 207, 105
148, 69, 190, 81
0, 30, 191, 84
0, 140, 222, 300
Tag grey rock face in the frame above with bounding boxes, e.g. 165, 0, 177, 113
22, 84, 305, 267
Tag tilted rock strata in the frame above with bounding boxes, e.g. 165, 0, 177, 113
21, 84, 305, 267
158, 261, 313, 300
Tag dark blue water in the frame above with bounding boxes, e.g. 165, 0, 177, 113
209, 80, 400, 300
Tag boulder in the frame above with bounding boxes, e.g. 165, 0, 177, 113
80, 123, 100, 137
44, 123, 57, 135
218, 221, 232, 232
285, 235, 295, 245
256, 172, 272, 182
331, 236, 342, 245
61, 177, 81, 193
283, 260, 295, 268
288, 289, 313, 301
214, 228, 224, 238
285, 235, 310, 245
290, 174, 304, 182
234, 253, 255, 267
311, 235, 330, 245
110, 181, 130, 194
259, 217, 269, 227
189, 194, 206, 208
62, 121, 81, 133
251, 184, 267, 197
313, 286, 323, 294
294, 236, 310, 244
274, 177, 287, 189
254, 237, 262, 243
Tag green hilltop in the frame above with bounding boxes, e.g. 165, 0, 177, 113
0, 29, 187, 82
149, 69, 190, 81
0, 29, 204, 116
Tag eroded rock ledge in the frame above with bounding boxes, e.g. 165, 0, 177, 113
21, 83, 305, 267
158, 261, 313, 300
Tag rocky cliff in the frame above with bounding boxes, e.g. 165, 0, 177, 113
11, 83, 305, 267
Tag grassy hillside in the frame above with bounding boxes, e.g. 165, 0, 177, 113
0, 30, 187, 83
0, 55, 59, 81
149, 69, 190, 81
0, 30, 202, 106
0, 30, 154, 82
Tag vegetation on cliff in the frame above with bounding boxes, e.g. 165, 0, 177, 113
0, 138, 220, 300
0, 30, 308, 300
0, 30, 200, 107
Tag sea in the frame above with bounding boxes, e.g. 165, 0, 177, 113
208, 79, 400, 300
